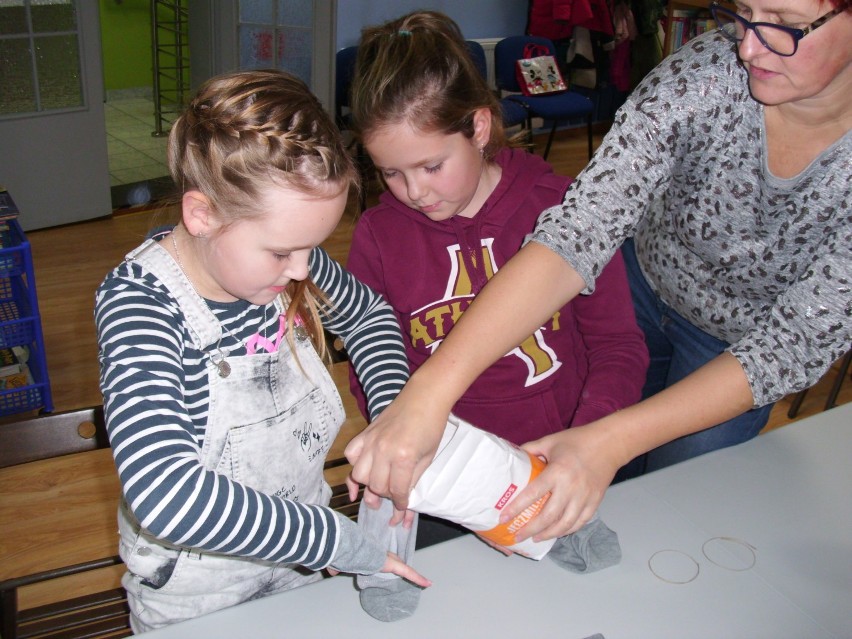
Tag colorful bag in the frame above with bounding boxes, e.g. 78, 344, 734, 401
515, 43, 567, 96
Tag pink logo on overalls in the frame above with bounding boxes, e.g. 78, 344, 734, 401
245, 313, 289, 354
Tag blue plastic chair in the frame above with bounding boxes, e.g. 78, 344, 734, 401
494, 35, 595, 160
465, 40, 530, 131
334, 45, 369, 211
334, 45, 358, 130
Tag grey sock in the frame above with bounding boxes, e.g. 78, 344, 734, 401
547, 514, 622, 573
356, 497, 421, 622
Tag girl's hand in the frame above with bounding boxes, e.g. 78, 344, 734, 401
344, 385, 449, 511
381, 552, 432, 587
328, 552, 431, 587
499, 425, 622, 541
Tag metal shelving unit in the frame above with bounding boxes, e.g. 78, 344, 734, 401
151, 0, 190, 137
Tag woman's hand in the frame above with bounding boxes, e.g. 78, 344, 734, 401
499, 353, 757, 541
500, 425, 623, 541
345, 484, 417, 528
344, 381, 451, 511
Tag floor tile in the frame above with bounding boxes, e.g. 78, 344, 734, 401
106, 93, 169, 188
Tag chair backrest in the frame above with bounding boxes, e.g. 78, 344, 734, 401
464, 39, 529, 129
334, 45, 359, 125
494, 35, 556, 93
465, 40, 488, 82
0, 405, 109, 468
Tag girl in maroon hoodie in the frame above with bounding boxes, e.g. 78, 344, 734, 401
346, 11, 648, 456
338, 19, 651, 616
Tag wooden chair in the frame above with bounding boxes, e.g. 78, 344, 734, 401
0, 406, 129, 639
0, 405, 109, 469
2, 558, 129, 639
1, 406, 362, 639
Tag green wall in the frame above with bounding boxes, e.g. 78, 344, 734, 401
99, 0, 152, 91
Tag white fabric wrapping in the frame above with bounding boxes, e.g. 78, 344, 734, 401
409, 415, 556, 559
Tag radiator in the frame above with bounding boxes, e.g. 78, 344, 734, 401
470, 37, 502, 90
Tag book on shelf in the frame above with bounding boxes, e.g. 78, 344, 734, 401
665, 9, 717, 54
0, 346, 23, 377
0, 368, 30, 390
0, 346, 31, 390
0, 188, 20, 223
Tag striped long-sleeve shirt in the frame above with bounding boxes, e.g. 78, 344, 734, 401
96, 241, 408, 572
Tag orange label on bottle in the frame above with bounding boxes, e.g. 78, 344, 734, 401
478, 453, 549, 547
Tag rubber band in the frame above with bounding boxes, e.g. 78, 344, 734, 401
648, 549, 700, 584
702, 536, 757, 572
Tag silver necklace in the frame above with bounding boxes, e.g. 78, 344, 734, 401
171, 231, 233, 378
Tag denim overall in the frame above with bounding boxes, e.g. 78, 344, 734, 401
117, 239, 345, 632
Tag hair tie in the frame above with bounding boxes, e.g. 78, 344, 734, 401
648, 549, 700, 585
397, 29, 412, 36
701, 536, 756, 572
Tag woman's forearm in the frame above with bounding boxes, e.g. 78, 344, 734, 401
344, 242, 585, 507
500, 352, 758, 540
594, 352, 756, 466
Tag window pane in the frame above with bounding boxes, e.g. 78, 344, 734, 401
280, 26, 311, 59
0, 1, 28, 35
239, 24, 274, 69
277, 27, 311, 84
0, 38, 36, 113
277, 0, 311, 27
239, 0, 273, 24
31, 0, 77, 33
35, 34, 82, 109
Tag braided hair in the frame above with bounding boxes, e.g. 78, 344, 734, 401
169, 69, 357, 216
168, 69, 355, 359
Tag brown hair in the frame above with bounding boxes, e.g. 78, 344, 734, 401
168, 69, 354, 359
350, 10, 507, 161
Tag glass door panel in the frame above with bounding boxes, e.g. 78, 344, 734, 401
0, 0, 83, 116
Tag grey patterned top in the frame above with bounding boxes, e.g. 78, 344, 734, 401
531, 31, 851, 407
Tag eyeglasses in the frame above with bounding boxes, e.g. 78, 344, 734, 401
710, 1, 849, 56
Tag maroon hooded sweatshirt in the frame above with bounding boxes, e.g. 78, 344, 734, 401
347, 147, 647, 445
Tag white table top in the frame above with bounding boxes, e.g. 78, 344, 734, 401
143, 403, 852, 639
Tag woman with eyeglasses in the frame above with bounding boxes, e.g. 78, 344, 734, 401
344, 0, 850, 545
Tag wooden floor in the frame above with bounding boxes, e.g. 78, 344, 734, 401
6, 123, 850, 431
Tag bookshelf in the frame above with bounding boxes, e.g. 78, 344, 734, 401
662, 0, 733, 57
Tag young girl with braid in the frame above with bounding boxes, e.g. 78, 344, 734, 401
95, 69, 428, 633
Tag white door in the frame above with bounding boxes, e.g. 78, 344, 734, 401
0, 0, 111, 231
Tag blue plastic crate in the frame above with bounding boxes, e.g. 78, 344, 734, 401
0, 277, 36, 349
0, 376, 43, 415
0, 219, 27, 279
0, 341, 47, 416
0, 216, 52, 414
